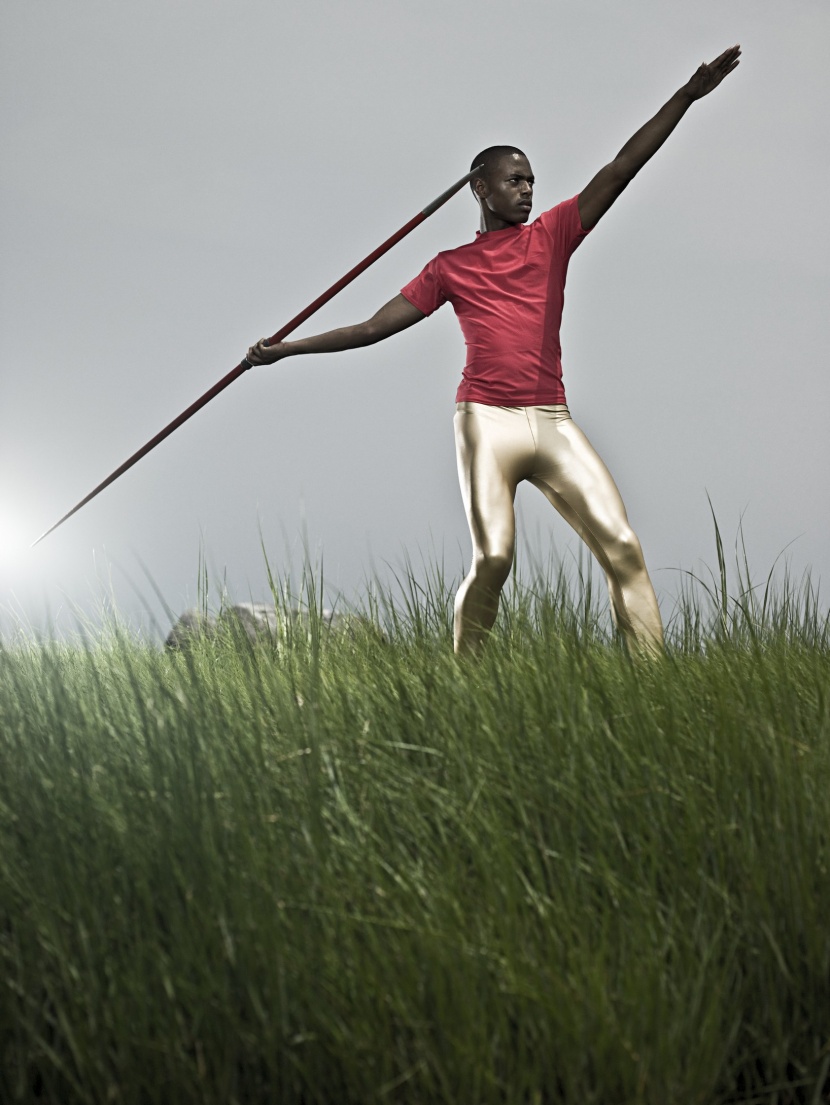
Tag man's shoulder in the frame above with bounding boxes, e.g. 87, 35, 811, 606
433, 236, 483, 263
532, 195, 585, 233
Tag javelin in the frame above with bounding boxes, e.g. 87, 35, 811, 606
33, 164, 483, 546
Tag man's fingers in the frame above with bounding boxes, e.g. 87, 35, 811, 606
713, 44, 741, 66
708, 46, 735, 68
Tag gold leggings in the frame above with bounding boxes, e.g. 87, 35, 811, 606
453, 403, 664, 655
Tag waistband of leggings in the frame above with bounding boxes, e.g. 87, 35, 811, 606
455, 402, 570, 414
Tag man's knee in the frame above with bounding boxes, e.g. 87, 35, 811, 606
473, 549, 513, 588
608, 526, 646, 575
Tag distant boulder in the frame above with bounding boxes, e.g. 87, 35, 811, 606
164, 608, 216, 650
220, 602, 280, 642
165, 603, 383, 650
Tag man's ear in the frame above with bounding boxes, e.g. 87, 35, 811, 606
473, 175, 488, 199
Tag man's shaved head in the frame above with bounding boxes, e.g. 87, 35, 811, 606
469, 145, 528, 190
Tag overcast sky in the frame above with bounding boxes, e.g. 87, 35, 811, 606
1, 0, 828, 638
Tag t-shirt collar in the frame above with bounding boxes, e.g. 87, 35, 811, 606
475, 223, 526, 239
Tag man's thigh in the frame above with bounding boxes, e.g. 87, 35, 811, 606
528, 410, 633, 547
454, 404, 534, 558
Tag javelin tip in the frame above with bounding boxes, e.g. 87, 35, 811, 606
31, 520, 62, 547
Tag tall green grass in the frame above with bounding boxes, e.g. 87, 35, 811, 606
1, 543, 828, 1104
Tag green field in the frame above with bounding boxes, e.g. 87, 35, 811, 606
1, 550, 829, 1104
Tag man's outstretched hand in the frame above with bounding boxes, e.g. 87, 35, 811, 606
685, 45, 741, 101
246, 338, 291, 366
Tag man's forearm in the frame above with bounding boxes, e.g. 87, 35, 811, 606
246, 293, 425, 366
613, 86, 693, 181
281, 321, 377, 357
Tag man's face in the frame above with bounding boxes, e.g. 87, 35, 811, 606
476, 153, 535, 225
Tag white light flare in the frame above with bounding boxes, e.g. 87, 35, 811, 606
0, 509, 35, 571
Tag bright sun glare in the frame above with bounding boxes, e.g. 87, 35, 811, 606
0, 512, 33, 569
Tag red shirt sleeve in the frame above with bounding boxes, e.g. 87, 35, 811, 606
400, 255, 447, 316
537, 194, 591, 256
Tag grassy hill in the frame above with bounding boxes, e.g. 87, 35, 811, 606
1, 556, 828, 1104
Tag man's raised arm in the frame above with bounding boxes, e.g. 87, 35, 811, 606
578, 45, 741, 231
246, 294, 426, 366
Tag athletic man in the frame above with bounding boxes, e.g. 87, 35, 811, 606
247, 46, 741, 656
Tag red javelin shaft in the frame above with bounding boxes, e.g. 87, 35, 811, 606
33, 165, 483, 546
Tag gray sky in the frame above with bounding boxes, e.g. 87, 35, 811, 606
2, 0, 828, 637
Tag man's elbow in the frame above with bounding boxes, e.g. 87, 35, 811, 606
361, 319, 382, 346
610, 157, 638, 185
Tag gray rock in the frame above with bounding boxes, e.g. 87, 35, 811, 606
164, 608, 216, 650
219, 602, 280, 642
165, 603, 384, 650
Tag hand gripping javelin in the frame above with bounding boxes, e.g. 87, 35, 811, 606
33, 165, 483, 546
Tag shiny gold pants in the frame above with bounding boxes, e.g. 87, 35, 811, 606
453, 403, 664, 655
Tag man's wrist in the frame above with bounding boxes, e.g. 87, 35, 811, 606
676, 83, 696, 106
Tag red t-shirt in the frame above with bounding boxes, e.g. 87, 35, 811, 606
400, 195, 590, 406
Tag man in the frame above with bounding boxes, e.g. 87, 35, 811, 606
247, 46, 741, 656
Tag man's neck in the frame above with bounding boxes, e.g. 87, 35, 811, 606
479, 210, 520, 234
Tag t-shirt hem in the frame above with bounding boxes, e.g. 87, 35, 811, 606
399, 286, 433, 316
455, 389, 568, 407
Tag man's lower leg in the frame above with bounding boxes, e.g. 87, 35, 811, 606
453, 554, 511, 655
606, 558, 664, 656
